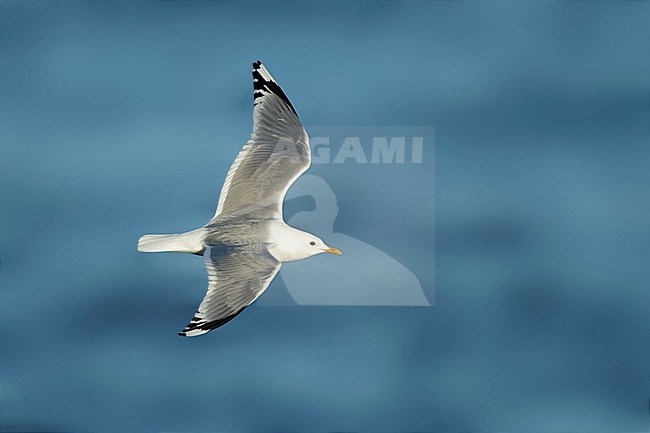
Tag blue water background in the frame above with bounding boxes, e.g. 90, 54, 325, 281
1, 1, 650, 431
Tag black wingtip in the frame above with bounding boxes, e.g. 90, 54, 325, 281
177, 307, 248, 337
250, 61, 297, 115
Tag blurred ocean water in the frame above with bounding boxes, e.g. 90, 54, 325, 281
1, 1, 650, 431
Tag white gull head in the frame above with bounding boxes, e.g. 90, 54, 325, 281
268, 223, 341, 263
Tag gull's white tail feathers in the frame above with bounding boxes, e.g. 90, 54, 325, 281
137, 229, 205, 254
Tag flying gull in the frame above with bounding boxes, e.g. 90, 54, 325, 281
138, 61, 341, 337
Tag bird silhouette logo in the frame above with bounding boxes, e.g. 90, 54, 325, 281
277, 175, 430, 306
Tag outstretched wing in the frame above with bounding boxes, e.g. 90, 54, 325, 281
178, 244, 281, 337
212, 61, 311, 220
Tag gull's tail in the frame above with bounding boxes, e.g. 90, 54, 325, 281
137, 228, 205, 255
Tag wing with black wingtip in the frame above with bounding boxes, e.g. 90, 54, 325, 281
178, 244, 281, 337
210, 61, 311, 220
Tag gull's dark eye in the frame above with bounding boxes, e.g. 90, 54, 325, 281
310, 241, 316, 246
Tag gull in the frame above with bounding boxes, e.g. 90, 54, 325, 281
137, 61, 341, 337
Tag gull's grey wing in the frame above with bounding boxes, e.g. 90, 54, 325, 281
211, 61, 310, 220
178, 244, 280, 337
